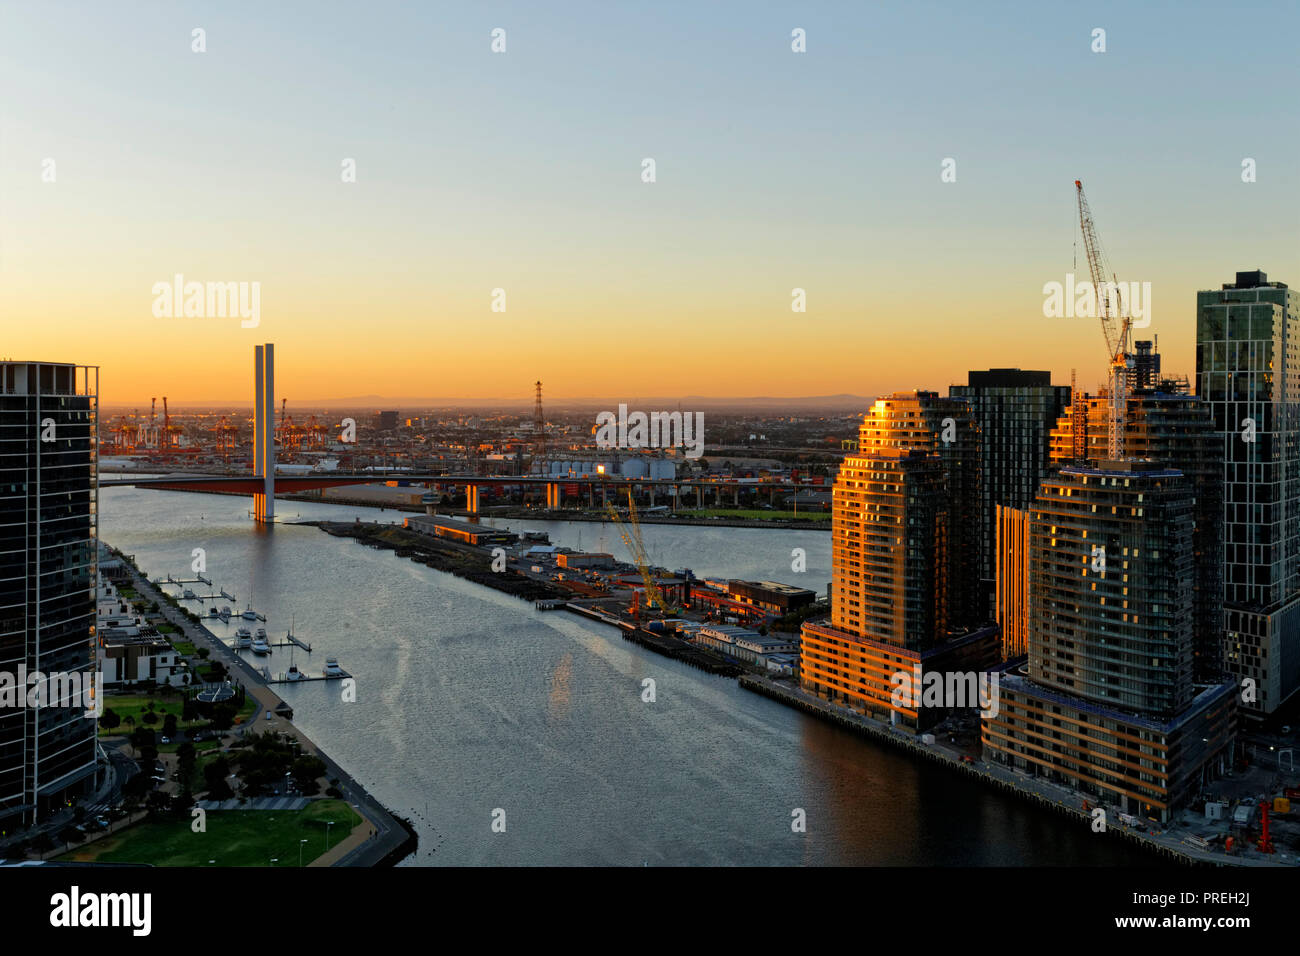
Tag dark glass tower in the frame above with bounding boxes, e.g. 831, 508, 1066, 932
0, 361, 100, 825
949, 370, 1070, 619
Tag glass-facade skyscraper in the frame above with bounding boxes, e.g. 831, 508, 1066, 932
950, 369, 1070, 620
0, 361, 100, 825
1196, 270, 1300, 716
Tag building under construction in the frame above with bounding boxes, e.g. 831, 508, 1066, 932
1046, 347, 1224, 681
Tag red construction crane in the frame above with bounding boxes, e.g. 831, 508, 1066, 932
1075, 180, 1133, 460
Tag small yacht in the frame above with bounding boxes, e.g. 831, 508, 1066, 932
251, 633, 271, 655
285, 643, 304, 680
218, 606, 232, 621
182, 588, 196, 599
241, 605, 258, 620
235, 627, 252, 648
255, 627, 267, 641
323, 657, 343, 678
208, 607, 219, 619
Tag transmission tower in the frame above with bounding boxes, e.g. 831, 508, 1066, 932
532, 380, 546, 474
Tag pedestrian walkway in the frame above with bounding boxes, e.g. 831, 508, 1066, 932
195, 796, 309, 811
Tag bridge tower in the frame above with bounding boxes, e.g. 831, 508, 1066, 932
253, 343, 276, 521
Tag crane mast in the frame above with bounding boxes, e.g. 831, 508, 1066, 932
1075, 180, 1132, 460
605, 487, 671, 614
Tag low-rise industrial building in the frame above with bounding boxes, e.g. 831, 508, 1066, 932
727, 580, 817, 616
693, 625, 800, 667
404, 514, 517, 547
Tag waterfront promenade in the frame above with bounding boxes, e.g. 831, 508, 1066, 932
115, 551, 414, 867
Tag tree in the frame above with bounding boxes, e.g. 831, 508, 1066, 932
141, 710, 159, 726
208, 701, 237, 732
177, 741, 197, 797
203, 756, 233, 799
129, 726, 155, 754
162, 713, 178, 737
100, 708, 121, 731
291, 755, 326, 795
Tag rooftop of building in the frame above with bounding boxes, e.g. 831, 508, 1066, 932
1219, 269, 1287, 290
1060, 459, 1184, 478
957, 368, 1055, 389
998, 663, 1237, 735
100, 630, 172, 648
730, 580, 817, 596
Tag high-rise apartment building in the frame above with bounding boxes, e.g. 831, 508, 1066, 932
855, 390, 984, 629
0, 361, 101, 825
982, 461, 1236, 822
1047, 378, 1223, 680
1029, 463, 1196, 716
950, 370, 1070, 616
801, 393, 998, 732
1196, 270, 1300, 716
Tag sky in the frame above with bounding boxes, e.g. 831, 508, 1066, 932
2, 0, 1297, 406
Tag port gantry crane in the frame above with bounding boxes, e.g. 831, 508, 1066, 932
1074, 179, 1134, 460
605, 487, 673, 615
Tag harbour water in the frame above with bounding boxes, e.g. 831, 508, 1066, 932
99, 487, 1157, 865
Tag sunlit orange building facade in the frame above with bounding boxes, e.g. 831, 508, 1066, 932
799, 393, 998, 731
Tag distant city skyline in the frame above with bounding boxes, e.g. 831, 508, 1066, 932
3, 1, 1297, 402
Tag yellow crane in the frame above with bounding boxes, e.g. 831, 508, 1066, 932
605, 487, 673, 614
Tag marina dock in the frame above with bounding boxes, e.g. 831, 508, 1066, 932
266, 668, 352, 685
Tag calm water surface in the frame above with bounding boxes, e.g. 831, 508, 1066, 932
99, 487, 1157, 866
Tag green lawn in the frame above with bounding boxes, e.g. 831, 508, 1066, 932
56, 800, 362, 867
171, 639, 198, 657
99, 694, 194, 735
99, 692, 257, 737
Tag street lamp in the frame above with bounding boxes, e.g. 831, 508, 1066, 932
298, 837, 308, 867
326, 821, 335, 850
